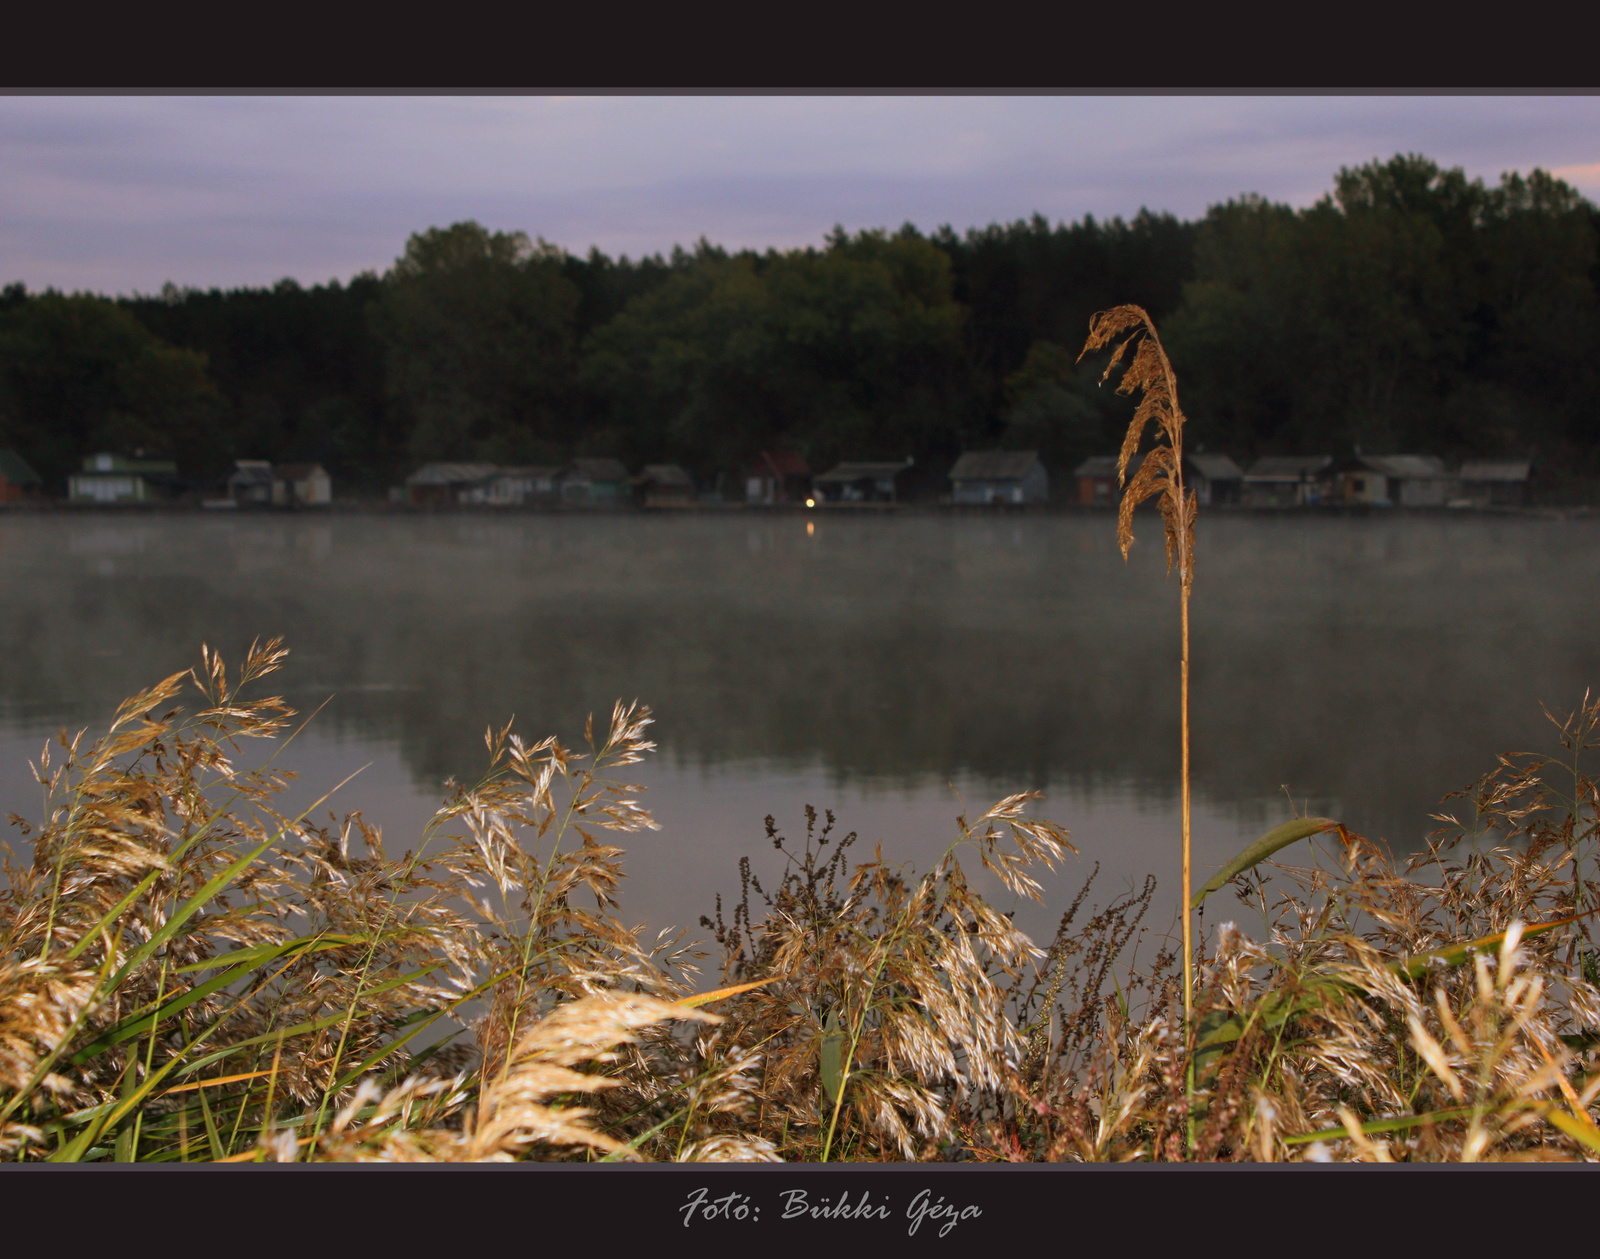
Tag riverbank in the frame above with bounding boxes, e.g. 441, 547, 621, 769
1, 643, 1597, 1162
3, 497, 1596, 519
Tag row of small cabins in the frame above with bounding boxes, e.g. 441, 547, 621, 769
22, 453, 334, 506
396, 452, 1049, 507
403, 451, 1533, 509
0, 449, 1536, 510
1073, 453, 1534, 509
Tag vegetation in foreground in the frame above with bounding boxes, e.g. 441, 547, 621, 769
1, 639, 1598, 1162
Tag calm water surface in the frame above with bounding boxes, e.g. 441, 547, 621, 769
3, 510, 1597, 948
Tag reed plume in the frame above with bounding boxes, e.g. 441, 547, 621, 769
1079, 305, 1198, 1029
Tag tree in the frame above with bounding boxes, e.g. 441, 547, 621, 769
1470, 168, 1600, 454
998, 340, 1116, 473
934, 209, 1197, 438
0, 291, 221, 488
1165, 156, 1600, 465
369, 222, 582, 464
579, 228, 971, 483
123, 273, 389, 485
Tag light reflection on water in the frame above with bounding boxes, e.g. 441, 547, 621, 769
2, 510, 1597, 947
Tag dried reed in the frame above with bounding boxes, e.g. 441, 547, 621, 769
1079, 305, 1198, 1028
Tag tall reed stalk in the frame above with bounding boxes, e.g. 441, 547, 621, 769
1080, 306, 1198, 1029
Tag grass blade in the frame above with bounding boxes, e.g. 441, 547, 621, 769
1191, 817, 1339, 909
1545, 1109, 1600, 1154
170, 962, 442, 1080
172, 934, 364, 975
1390, 912, 1592, 982
820, 1006, 844, 1103
677, 977, 776, 1008
1282, 1106, 1478, 1145
70, 936, 344, 1065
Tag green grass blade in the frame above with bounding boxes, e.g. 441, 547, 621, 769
172, 934, 363, 975
104, 834, 286, 991
170, 962, 442, 1080
196, 1083, 226, 1161
58, 867, 167, 966
1192, 976, 1356, 1080
820, 1006, 844, 1103
1389, 912, 1591, 982
1191, 817, 1339, 909
1282, 1105, 1477, 1145
69, 934, 354, 1065
52, 1060, 135, 1162
327, 970, 506, 1096
57, 694, 343, 970
596, 1109, 685, 1162
105, 765, 370, 989
48, 960, 445, 1161
36, 1100, 117, 1141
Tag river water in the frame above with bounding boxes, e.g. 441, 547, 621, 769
2, 509, 1596, 952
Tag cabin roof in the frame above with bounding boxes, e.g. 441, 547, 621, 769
1367, 454, 1446, 479
0, 450, 40, 485
567, 457, 631, 482
494, 466, 562, 480
637, 464, 694, 486
1189, 453, 1244, 481
1459, 459, 1532, 482
1073, 455, 1121, 478
815, 461, 912, 482
81, 452, 178, 474
949, 450, 1042, 481
228, 462, 274, 486
406, 463, 499, 485
750, 450, 810, 477
1246, 455, 1333, 481
1075, 453, 1159, 479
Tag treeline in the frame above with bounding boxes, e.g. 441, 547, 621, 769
2, 154, 1597, 495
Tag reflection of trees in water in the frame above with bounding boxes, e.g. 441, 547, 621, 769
1, 514, 1597, 846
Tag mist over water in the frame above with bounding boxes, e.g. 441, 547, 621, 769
2, 510, 1597, 947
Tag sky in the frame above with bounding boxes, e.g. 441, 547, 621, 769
4, 94, 1599, 296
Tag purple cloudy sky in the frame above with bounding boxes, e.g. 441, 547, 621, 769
4, 94, 1599, 296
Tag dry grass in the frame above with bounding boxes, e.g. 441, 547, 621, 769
0, 639, 700, 1162
1, 642, 1598, 1161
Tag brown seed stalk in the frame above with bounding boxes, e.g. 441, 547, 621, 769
1080, 305, 1198, 1031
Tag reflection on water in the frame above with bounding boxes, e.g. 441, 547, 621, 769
2, 510, 1598, 944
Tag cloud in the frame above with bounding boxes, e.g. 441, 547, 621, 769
4, 95, 1599, 294
1551, 161, 1600, 190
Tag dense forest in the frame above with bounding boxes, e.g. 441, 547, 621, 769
2, 153, 1597, 496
